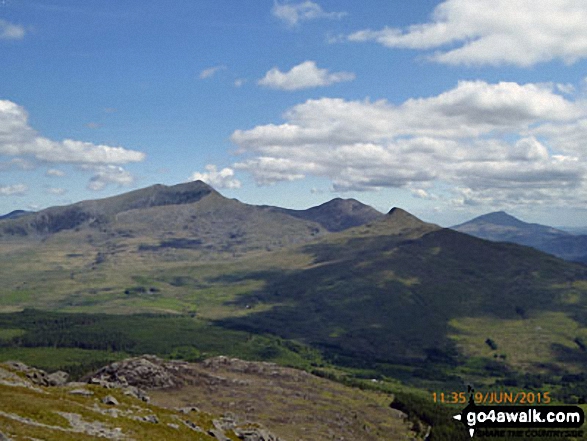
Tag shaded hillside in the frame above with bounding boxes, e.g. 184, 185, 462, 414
453, 211, 587, 263
264, 198, 384, 232
219, 211, 587, 373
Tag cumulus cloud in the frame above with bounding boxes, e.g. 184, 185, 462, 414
45, 187, 67, 196
272, 1, 346, 27
190, 164, 241, 189
231, 80, 587, 207
0, 19, 25, 40
0, 158, 35, 171
86, 165, 135, 191
348, 0, 587, 67
46, 168, 65, 177
199, 65, 226, 80
0, 184, 27, 196
0, 100, 145, 190
258, 61, 355, 91
0, 100, 145, 165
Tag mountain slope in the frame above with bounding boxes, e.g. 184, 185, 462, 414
0, 180, 331, 257
219, 210, 587, 375
452, 211, 587, 263
264, 198, 384, 232
0, 182, 383, 257
0, 181, 217, 236
1, 184, 587, 387
0, 209, 31, 220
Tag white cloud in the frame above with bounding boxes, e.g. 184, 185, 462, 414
0, 19, 25, 40
190, 165, 241, 189
199, 65, 226, 80
0, 100, 144, 190
272, 1, 346, 27
45, 187, 67, 196
258, 61, 355, 91
46, 168, 65, 177
348, 0, 587, 67
86, 165, 135, 191
0, 184, 27, 196
231, 80, 587, 207
31, 139, 145, 164
411, 188, 437, 200
0, 158, 35, 171
234, 78, 246, 88
0, 100, 145, 165
556, 83, 576, 95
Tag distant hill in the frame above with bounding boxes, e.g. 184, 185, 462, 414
0, 181, 385, 259
220, 210, 587, 370
264, 198, 384, 232
0, 209, 32, 220
452, 211, 587, 263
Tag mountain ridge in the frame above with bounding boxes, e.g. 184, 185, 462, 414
453, 211, 587, 263
0, 181, 402, 253
262, 197, 384, 232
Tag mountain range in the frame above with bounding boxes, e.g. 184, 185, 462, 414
1, 181, 587, 439
452, 211, 587, 263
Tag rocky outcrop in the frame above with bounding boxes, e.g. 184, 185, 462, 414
4, 361, 69, 387
84, 356, 286, 440
85, 354, 179, 389
0, 359, 285, 440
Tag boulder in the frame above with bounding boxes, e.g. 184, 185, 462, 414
102, 395, 119, 406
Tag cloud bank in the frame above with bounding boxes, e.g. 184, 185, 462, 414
0, 100, 145, 190
349, 0, 587, 67
232, 80, 587, 207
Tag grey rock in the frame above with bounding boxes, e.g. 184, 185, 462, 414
47, 370, 69, 386
123, 385, 150, 402
142, 414, 159, 424
177, 406, 200, 414
102, 395, 119, 406
86, 355, 180, 390
26, 369, 49, 386
208, 428, 231, 441
68, 388, 94, 397
235, 428, 282, 441
213, 417, 237, 432
184, 420, 206, 433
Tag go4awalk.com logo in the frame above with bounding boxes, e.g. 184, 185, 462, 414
453, 392, 585, 438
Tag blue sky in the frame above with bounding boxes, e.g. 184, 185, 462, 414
2, 1, 587, 226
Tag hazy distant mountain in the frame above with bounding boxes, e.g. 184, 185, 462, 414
0, 209, 32, 220
560, 226, 587, 235
452, 211, 587, 263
